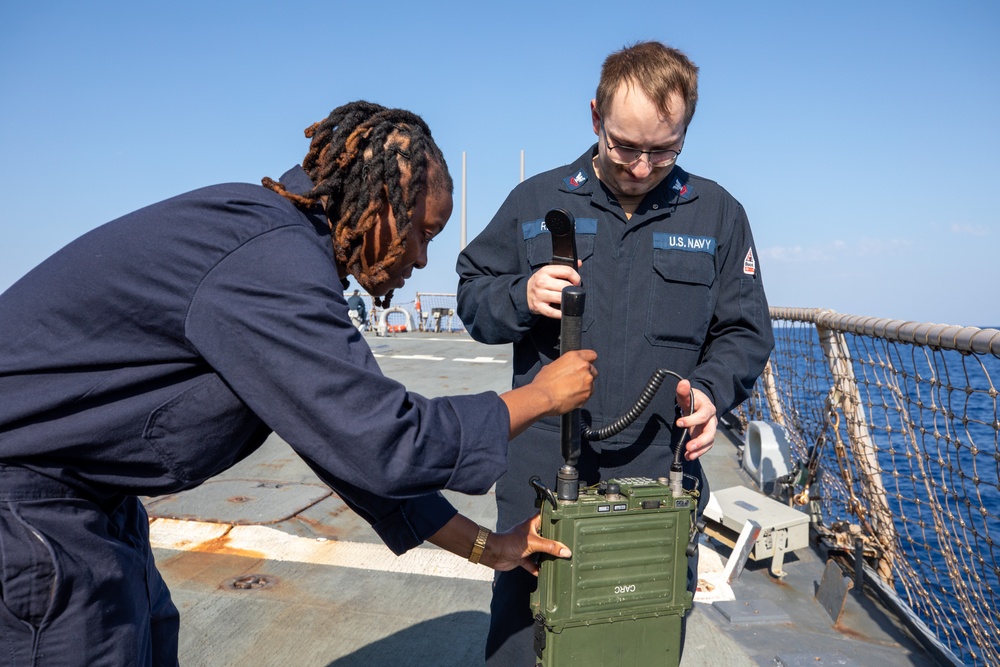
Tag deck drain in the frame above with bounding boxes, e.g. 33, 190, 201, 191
228, 574, 277, 590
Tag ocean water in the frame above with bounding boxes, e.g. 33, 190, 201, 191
768, 331, 998, 663
877, 350, 998, 665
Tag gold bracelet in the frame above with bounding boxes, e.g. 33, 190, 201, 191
469, 525, 491, 564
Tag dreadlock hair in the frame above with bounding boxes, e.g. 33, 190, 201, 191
262, 101, 452, 307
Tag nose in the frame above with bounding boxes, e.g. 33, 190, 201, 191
628, 155, 653, 179
414, 244, 428, 270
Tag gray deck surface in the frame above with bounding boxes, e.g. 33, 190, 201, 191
146, 332, 941, 666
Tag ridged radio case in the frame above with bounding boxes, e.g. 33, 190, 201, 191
531, 477, 695, 667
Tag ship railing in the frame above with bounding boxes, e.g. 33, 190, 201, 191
738, 307, 999, 666
342, 292, 466, 334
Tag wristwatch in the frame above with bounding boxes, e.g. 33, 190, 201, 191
469, 525, 491, 564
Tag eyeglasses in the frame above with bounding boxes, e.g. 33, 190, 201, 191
600, 120, 682, 167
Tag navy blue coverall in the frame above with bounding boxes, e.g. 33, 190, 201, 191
456, 147, 774, 665
0, 166, 507, 666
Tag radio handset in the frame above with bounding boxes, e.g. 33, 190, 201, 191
546, 208, 577, 268
545, 208, 584, 500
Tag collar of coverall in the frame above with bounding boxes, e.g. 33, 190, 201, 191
558, 145, 698, 209
275, 165, 336, 237
274, 165, 347, 287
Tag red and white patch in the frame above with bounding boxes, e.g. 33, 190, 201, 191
743, 248, 756, 276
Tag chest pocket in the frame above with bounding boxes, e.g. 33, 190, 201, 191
143, 373, 263, 485
523, 218, 596, 332
646, 242, 717, 350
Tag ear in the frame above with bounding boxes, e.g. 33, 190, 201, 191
590, 100, 601, 136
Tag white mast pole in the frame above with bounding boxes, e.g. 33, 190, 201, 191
460, 151, 467, 251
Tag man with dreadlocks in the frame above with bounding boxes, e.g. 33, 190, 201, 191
0, 101, 597, 666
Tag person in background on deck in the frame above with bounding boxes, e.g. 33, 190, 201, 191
456, 42, 774, 665
0, 100, 597, 667
347, 288, 368, 330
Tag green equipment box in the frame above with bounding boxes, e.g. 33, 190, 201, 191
531, 477, 695, 667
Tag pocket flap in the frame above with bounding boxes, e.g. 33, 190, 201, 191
652, 249, 716, 287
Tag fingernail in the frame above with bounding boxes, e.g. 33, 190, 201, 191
559, 548, 572, 558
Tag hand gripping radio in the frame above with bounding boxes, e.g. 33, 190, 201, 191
529, 209, 701, 667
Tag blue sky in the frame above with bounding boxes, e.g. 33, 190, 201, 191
2, 1, 997, 327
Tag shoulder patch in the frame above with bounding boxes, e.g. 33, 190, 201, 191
563, 170, 588, 190
743, 248, 756, 276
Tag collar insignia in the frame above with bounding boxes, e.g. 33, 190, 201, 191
564, 170, 588, 190
671, 178, 692, 199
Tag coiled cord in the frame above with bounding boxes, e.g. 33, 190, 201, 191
582, 368, 685, 442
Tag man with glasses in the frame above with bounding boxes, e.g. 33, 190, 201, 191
456, 41, 774, 664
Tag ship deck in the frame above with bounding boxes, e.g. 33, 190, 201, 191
146, 332, 943, 666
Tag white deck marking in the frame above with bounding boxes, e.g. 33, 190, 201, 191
149, 518, 492, 582
389, 354, 446, 361
149, 519, 725, 593
453, 356, 506, 364
371, 353, 505, 364
371, 337, 479, 343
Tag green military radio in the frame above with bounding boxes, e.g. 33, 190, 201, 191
530, 477, 696, 667
529, 210, 701, 667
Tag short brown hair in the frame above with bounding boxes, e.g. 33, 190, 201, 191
596, 41, 699, 128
